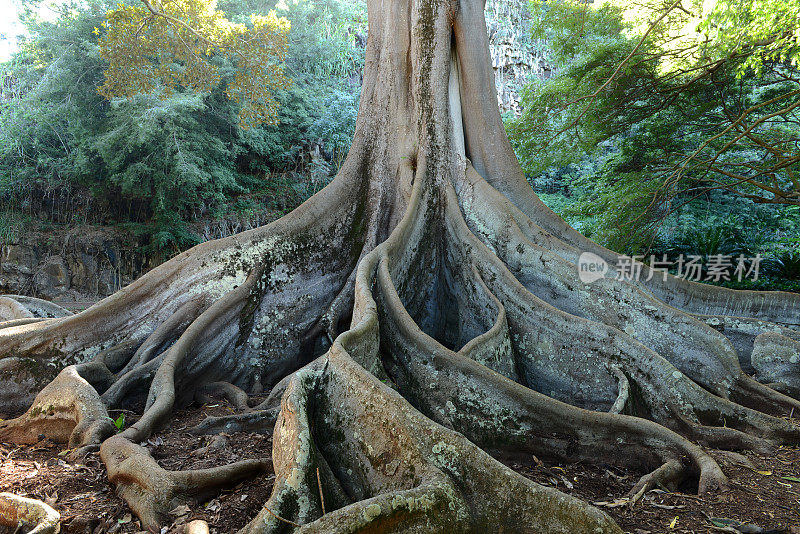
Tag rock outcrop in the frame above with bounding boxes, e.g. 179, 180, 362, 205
1, 228, 147, 301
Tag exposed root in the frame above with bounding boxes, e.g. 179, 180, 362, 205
0, 297, 35, 321
121, 277, 258, 444
241, 352, 621, 533
118, 298, 209, 376
100, 435, 269, 532
195, 381, 253, 412
609, 365, 630, 415
374, 249, 729, 497
0, 296, 73, 319
453, 172, 800, 445
191, 409, 280, 436
0, 318, 47, 331
751, 332, 800, 399
190, 435, 228, 457
186, 520, 210, 534
0, 493, 60, 534
0, 365, 114, 449
629, 459, 684, 504
2, 1, 800, 532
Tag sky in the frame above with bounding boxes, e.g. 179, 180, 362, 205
0, 0, 66, 62
0, 0, 24, 62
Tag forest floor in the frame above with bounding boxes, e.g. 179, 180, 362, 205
1, 399, 799, 534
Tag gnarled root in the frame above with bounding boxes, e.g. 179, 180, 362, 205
628, 459, 684, 503
373, 247, 728, 498
100, 435, 269, 532
191, 409, 280, 436
0, 364, 115, 449
242, 352, 621, 533
195, 381, 253, 412
751, 332, 800, 399
0, 493, 60, 534
0, 296, 73, 319
0, 297, 35, 322
186, 520, 210, 534
2, 1, 800, 532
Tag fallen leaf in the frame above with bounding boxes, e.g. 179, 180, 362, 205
118, 514, 132, 524
592, 498, 630, 508
756, 470, 772, 476
651, 503, 685, 510
668, 516, 678, 529
781, 476, 800, 483
708, 517, 743, 528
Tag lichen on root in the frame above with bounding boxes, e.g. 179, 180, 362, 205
0, 492, 61, 534
0, 0, 798, 532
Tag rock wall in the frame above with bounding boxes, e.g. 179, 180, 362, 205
486, 0, 549, 116
0, 228, 148, 301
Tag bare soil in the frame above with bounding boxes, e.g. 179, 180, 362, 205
503, 446, 800, 533
0, 402, 274, 534
2, 402, 799, 533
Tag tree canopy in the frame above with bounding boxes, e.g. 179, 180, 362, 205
0, 0, 366, 252
97, 0, 291, 128
509, 0, 800, 251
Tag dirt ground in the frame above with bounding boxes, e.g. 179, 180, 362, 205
2, 401, 799, 533
504, 446, 800, 534
0, 403, 275, 534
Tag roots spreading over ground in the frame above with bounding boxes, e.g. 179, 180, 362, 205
1, 0, 799, 532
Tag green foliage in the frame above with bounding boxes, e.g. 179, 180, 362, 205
97, 0, 290, 127
237, 0, 365, 172
512, 0, 800, 267
309, 87, 360, 167
1, 0, 366, 256
0, 1, 108, 193
93, 91, 243, 223
113, 412, 125, 432
699, 0, 800, 76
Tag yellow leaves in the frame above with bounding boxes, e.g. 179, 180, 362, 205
96, 0, 290, 127
92, 27, 100, 35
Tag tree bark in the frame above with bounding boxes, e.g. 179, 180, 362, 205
0, 0, 798, 532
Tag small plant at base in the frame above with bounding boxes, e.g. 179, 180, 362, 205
113, 413, 125, 432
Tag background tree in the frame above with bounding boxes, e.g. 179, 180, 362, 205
97, 0, 290, 128
509, 0, 800, 253
0, 0, 366, 252
0, 0, 799, 532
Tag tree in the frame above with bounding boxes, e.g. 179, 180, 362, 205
510, 0, 800, 248
0, 0, 274, 252
97, 0, 291, 128
1, 0, 799, 532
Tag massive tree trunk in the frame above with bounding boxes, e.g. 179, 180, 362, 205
1, 0, 799, 532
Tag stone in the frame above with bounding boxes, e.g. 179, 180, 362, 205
33, 256, 71, 299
